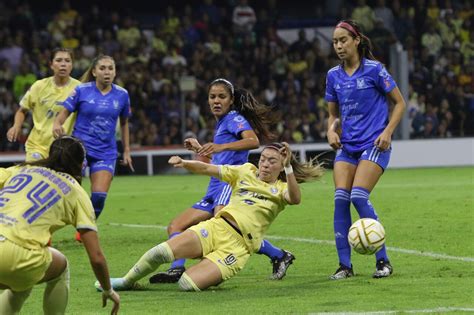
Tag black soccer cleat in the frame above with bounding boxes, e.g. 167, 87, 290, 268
270, 250, 295, 280
373, 260, 393, 278
329, 264, 354, 280
149, 266, 185, 284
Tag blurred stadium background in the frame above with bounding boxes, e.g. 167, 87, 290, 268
0, 0, 472, 171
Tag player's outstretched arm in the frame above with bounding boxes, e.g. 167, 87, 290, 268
53, 108, 71, 139
7, 108, 28, 142
280, 142, 301, 205
80, 229, 120, 315
169, 156, 219, 178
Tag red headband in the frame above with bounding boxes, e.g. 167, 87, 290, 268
336, 21, 359, 37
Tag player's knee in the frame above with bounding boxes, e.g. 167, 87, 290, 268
47, 259, 70, 287
178, 273, 201, 292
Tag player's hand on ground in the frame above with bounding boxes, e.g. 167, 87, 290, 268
184, 138, 201, 152
120, 150, 135, 172
198, 142, 221, 157
52, 123, 65, 139
102, 289, 120, 315
374, 130, 391, 151
169, 156, 184, 167
7, 126, 20, 142
327, 130, 342, 150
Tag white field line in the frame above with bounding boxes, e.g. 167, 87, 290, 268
310, 307, 474, 314
109, 181, 474, 196
108, 223, 474, 262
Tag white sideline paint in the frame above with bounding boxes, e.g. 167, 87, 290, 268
108, 223, 474, 262
310, 307, 474, 314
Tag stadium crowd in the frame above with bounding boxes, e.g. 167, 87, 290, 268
0, 0, 473, 152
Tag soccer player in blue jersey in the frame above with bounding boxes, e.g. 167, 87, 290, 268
325, 20, 406, 279
98, 142, 323, 292
53, 55, 133, 241
0, 136, 119, 315
149, 78, 294, 283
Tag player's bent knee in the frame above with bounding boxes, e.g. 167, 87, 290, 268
178, 273, 201, 292
46, 259, 70, 286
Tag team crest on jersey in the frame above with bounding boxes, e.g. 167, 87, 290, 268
200, 228, 209, 238
233, 115, 244, 123
378, 67, 389, 78
270, 187, 278, 194
356, 78, 367, 89
113, 100, 119, 109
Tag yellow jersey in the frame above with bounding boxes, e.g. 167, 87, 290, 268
216, 163, 288, 253
20, 77, 80, 158
0, 165, 96, 249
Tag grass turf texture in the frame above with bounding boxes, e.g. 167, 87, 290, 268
18, 167, 473, 314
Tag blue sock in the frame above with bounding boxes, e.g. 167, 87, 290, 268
169, 232, 186, 268
91, 192, 107, 219
351, 187, 389, 262
334, 188, 352, 268
258, 239, 284, 260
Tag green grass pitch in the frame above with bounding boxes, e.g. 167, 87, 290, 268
19, 167, 473, 314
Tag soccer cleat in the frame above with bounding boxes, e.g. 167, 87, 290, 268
270, 250, 295, 280
373, 260, 393, 278
75, 231, 82, 243
95, 278, 141, 291
329, 264, 354, 280
149, 266, 185, 284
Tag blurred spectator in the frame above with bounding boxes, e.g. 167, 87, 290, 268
232, 0, 257, 35
351, 0, 376, 33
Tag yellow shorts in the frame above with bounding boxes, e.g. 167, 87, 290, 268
0, 237, 52, 291
188, 217, 250, 281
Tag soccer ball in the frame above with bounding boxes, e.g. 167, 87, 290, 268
348, 218, 385, 255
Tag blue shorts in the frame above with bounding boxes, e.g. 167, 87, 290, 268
335, 145, 391, 171
192, 178, 232, 214
84, 155, 117, 175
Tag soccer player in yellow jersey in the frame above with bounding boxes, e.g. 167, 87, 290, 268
0, 136, 120, 314
7, 48, 80, 161
101, 142, 324, 292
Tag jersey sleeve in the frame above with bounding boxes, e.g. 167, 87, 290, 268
376, 64, 397, 94
0, 167, 13, 188
19, 81, 39, 110
325, 72, 338, 103
62, 86, 81, 113
227, 114, 252, 137
120, 92, 132, 119
219, 163, 247, 186
73, 188, 97, 231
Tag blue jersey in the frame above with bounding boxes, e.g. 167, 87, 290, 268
325, 58, 396, 153
63, 82, 131, 159
211, 110, 253, 165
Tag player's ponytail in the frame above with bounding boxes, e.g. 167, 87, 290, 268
264, 143, 325, 183
233, 88, 280, 142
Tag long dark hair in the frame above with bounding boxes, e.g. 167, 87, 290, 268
335, 19, 377, 61
80, 54, 114, 83
208, 78, 280, 142
21, 136, 86, 183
